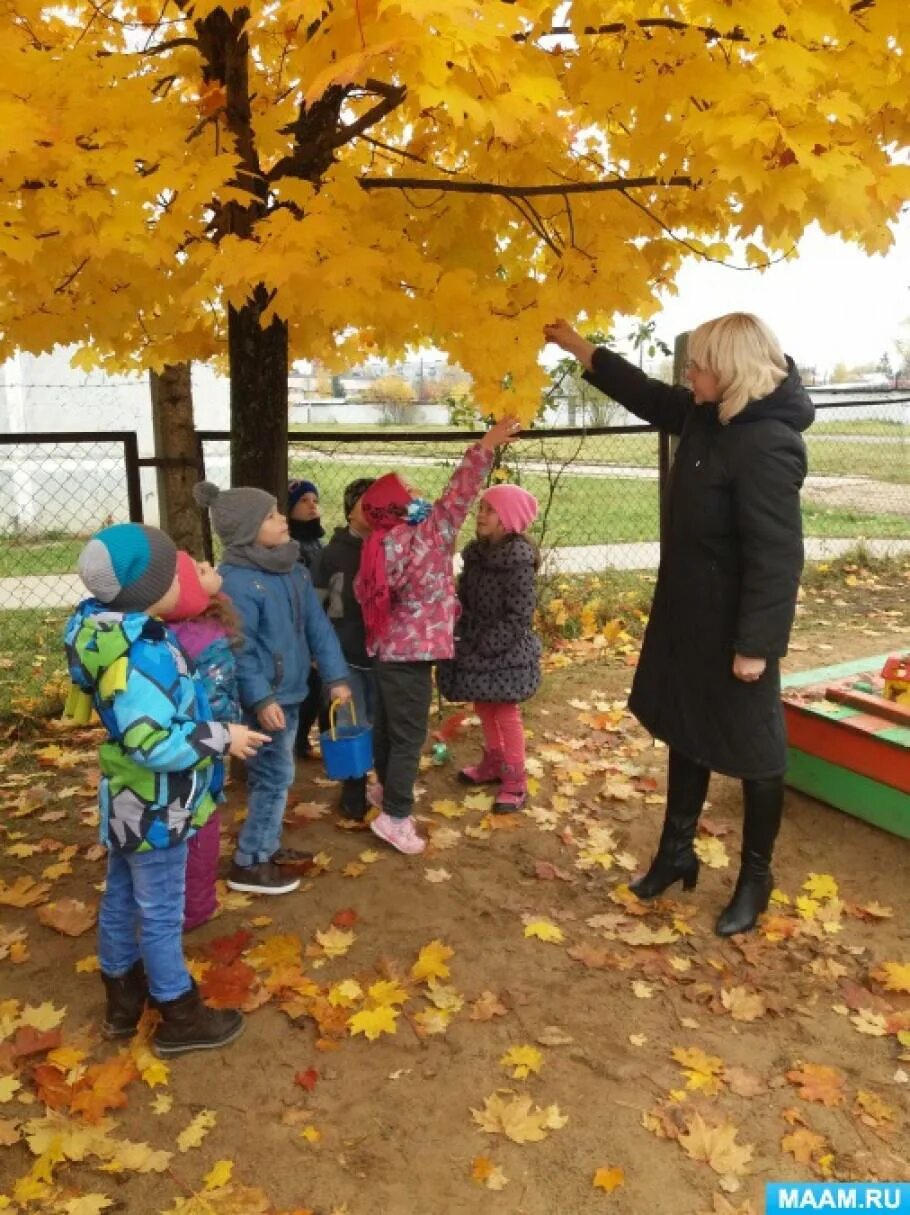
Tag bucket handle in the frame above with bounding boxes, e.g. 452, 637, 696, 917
328, 698, 358, 740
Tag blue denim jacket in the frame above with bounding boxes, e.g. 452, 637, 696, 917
219, 563, 348, 710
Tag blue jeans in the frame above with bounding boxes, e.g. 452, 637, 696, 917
235, 703, 300, 866
98, 845, 192, 1003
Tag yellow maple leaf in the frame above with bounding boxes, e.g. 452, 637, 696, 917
314, 927, 355, 958
802, 872, 838, 901
472, 1092, 567, 1143
19, 1001, 66, 1031
348, 1005, 399, 1041
413, 1007, 451, 1036
523, 919, 564, 944
411, 939, 454, 982
871, 961, 910, 994
328, 979, 364, 1008
672, 1046, 726, 1095
245, 933, 302, 971
75, 955, 100, 974
593, 1165, 625, 1193
431, 798, 467, 819
0, 1075, 22, 1102
176, 1109, 217, 1152
678, 1112, 753, 1176
59, 1195, 113, 1214
299, 1124, 321, 1143
151, 1094, 172, 1115
367, 979, 409, 1007
499, 1044, 543, 1079
203, 1160, 233, 1190
694, 837, 730, 869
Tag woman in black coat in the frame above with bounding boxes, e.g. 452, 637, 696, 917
543, 312, 814, 935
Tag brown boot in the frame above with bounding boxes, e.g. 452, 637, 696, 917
101, 961, 148, 1040
152, 982, 244, 1058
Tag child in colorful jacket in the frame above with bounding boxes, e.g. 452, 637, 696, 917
193, 481, 351, 895
354, 416, 522, 855
64, 523, 268, 1057
161, 551, 243, 931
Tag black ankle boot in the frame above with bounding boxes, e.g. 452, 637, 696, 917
152, 982, 245, 1058
630, 750, 709, 900
101, 961, 148, 1039
715, 775, 783, 937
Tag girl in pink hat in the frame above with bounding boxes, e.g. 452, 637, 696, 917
162, 552, 242, 929
438, 484, 541, 811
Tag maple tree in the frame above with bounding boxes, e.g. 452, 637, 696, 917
2, 1, 909, 493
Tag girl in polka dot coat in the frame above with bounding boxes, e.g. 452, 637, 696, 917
438, 484, 541, 811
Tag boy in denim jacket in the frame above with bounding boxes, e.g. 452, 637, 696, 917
194, 482, 351, 895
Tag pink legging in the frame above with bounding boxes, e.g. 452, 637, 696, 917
474, 701, 526, 770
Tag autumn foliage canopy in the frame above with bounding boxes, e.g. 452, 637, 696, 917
1, 0, 908, 419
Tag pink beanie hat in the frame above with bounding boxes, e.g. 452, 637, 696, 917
481, 484, 538, 534
161, 551, 211, 622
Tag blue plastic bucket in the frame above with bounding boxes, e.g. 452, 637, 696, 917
320, 701, 373, 781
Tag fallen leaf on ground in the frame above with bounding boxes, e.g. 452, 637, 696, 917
314, 926, 355, 958
871, 962, 910, 994
348, 1006, 399, 1041
694, 838, 730, 869
500, 1045, 543, 1079
176, 1109, 217, 1152
720, 987, 766, 1022
470, 991, 508, 1021
472, 1091, 567, 1144
411, 939, 454, 982
593, 1166, 625, 1193
523, 919, 564, 944
37, 898, 97, 937
678, 1112, 753, 1177
782, 1126, 827, 1164
471, 1156, 509, 1190
786, 1063, 845, 1107
672, 1047, 726, 1095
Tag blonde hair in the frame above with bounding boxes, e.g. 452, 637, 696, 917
687, 312, 788, 423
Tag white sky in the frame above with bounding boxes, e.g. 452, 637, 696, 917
641, 217, 910, 375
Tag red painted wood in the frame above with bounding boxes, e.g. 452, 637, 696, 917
784, 707, 910, 794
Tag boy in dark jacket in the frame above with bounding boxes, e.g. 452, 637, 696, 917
194, 481, 351, 893
288, 477, 327, 759
313, 477, 376, 820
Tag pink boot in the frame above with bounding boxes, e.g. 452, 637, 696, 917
370, 811, 426, 855
494, 763, 527, 813
458, 749, 504, 786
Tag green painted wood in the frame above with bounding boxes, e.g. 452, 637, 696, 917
781, 654, 894, 690
785, 748, 910, 838
880, 725, 910, 746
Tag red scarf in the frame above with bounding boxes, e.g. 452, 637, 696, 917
355, 473, 412, 652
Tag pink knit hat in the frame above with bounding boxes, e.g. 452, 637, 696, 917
161, 551, 211, 622
481, 485, 538, 534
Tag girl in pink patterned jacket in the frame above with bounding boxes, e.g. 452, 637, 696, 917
354, 416, 522, 855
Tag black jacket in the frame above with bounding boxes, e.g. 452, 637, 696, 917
438, 535, 541, 704
584, 348, 813, 778
312, 525, 371, 669
290, 518, 324, 570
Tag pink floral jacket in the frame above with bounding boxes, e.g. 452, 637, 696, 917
372, 443, 493, 662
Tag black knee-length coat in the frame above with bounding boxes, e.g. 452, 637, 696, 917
438, 535, 541, 703
583, 349, 814, 779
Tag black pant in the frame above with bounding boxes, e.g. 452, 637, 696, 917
373, 660, 434, 819
295, 669, 328, 756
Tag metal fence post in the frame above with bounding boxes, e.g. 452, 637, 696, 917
123, 432, 144, 523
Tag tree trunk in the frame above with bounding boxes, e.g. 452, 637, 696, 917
150, 361, 206, 553
228, 283, 289, 499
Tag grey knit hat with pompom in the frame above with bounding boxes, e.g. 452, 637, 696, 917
193, 481, 276, 548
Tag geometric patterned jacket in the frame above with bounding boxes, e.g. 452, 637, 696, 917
64, 600, 230, 854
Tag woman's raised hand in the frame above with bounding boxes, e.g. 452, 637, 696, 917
481, 416, 523, 450
543, 317, 580, 351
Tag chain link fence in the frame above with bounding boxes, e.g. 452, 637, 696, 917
1, 395, 907, 716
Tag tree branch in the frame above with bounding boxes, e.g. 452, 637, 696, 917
330, 82, 407, 150
358, 174, 694, 197
136, 36, 198, 54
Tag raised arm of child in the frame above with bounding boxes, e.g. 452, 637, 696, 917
424, 415, 522, 550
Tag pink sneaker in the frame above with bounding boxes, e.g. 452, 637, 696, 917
370, 811, 426, 855
367, 782, 383, 809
